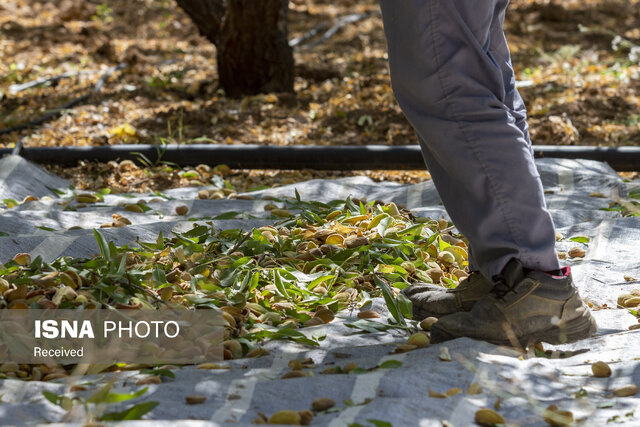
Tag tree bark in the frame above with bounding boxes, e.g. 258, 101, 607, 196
176, 0, 294, 98
175, 0, 226, 45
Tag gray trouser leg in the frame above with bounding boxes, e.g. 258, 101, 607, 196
380, 0, 559, 279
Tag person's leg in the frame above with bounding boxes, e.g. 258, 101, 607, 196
381, 0, 596, 345
380, 0, 559, 280
488, 0, 532, 148
459, 0, 531, 272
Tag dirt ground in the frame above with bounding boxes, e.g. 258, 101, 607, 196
0, 0, 639, 192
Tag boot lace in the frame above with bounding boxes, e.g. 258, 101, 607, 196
490, 276, 514, 300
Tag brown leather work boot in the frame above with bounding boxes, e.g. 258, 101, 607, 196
401, 272, 494, 319
430, 259, 597, 348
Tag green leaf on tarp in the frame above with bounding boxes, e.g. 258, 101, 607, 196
396, 293, 413, 319
437, 235, 451, 251
93, 229, 110, 261
273, 269, 289, 298
344, 398, 373, 407
367, 419, 393, 427
245, 326, 323, 346
42, 391, 72, 409
152, 266, 167, 285
102, 387, 149, 404
376, 216, 393, 237
139, 368, 176, 379
374, 276, 405, 326
569, 236, 590, 243
87, 382, 114, 403
213, 211, 240, 219
184, 225, 209, 238
344, 319, 396, 334
100, 401, 158, 421
379, 360, 403, 369
308, 274, 335, 289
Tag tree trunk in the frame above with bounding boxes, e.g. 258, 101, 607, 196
176, 0, 294, 98
175, 0, 226, 45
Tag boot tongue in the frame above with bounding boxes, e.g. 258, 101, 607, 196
494, 258, 526, 288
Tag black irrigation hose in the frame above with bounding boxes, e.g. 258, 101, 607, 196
7, 59, 179, 96
8, 69, 99, 94
1, 144, 638, 171
305, 12, 373, 48
289, 23, 330, 48
291, 12, 374, 49
0, 63, 126, 137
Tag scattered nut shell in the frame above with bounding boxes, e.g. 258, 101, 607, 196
407, 332, 430, 348
76, 194, 99, 203
124, 204, 143, 214
343, 235, 369, 249
268, 410, 301, 425
426, 268, 444, 282
197, 363, 229, 370
439, 346, 452, 361
12, 253, 31, 266
428, 388, 446, 398
568, 247, 586, 258
314, 308, 335, 323
136, 375, 162, 385
420, 317, 438, 331
467, 382, 483, 395
357, 310, 380, 319
343, 362, 358, 373
175, 205, 189, 216
298, 409, 313, 425
474, 408, 505, 426
303, 317, 325, 327
185, 395, 207, 405
393, 344, 417, 353
281, 370, 307, 379
613, 384, 638, 397
311, 397, 335, 411
542, 405, 573, 426
591, 361, 612, 377
271, 209, 291, 218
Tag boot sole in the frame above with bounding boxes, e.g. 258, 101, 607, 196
529, 310, 598, 347
431, 309, 597, 348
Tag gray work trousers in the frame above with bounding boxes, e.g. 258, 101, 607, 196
380, 0, 560, 279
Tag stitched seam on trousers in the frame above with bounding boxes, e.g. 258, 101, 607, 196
428, 1, 529, 265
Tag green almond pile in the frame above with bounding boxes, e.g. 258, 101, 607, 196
0, 196, 469, 364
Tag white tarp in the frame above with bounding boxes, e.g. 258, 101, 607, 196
0, 154, 638, 426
